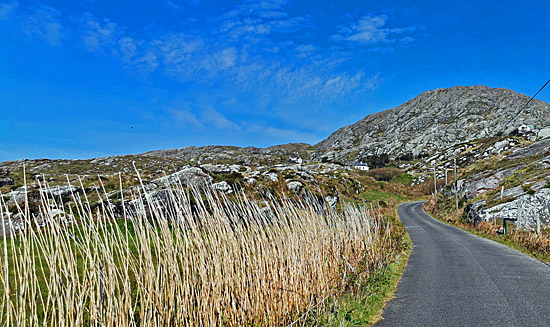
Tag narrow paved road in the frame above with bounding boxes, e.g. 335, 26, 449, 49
376, 201, 550, 327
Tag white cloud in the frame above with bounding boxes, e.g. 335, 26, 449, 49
257, 10, 287, 19
0, 0, 18, 20
199, 107, 241, 131
169, 108, 204, 128
245, 124, 317, 143
345, 15, 388, 44
219, 0, 306, 39
295, 44, 316, 57
166, 0, 201, 8
167, 105, 240, 131
23, 6, 64, 45
325, 76, 341, 86
221, 15, 306, 39
81, 13, 120, 52
256, 0, 288, 10
270, 65, 378, 105
219, 48, 237, 69
165, 1, 184, 10
200, 47, 238, 73
118, 36, 137, 60
8, 1, 389, 136
131, 51, 159, 74
332, 14, 421, 46
152, 33, 203, 77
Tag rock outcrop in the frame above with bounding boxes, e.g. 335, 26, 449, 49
471, 189, 550, 228
0, 177, 14, 187
151, 167, 213, 188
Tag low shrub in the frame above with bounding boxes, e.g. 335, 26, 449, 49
365, 168, 403, 182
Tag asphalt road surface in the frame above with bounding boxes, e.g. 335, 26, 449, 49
376, 201, 550, 327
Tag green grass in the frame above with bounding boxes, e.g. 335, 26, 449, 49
360, 189, 403, 202
389, 173, 415, 185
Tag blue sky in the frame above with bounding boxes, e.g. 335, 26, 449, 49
1, 0, 549, 160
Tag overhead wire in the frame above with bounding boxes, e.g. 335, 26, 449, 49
480, 78, 550, 150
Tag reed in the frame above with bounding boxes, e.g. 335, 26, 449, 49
0, 177, 395, 326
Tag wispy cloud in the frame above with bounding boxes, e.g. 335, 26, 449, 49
152, 33, 203, 77
23, 5, 64, 45
4, 1, 422, 141
200, 107, 241, 130
219, 0, 307, 40
81, 13, 121, 52
245, 124, 317, 143
165, 1, 184, 10
167, 105, 240, 131
331, 14, 422, 46
294, 44, 316, 58
168, 108, 204, 128
77, 13, 163, 74
0, 0, 18, 20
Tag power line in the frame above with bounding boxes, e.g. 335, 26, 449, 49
481, 78, 550, 150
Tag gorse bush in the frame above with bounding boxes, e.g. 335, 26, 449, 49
365, 168, 402, 182
0, 177, 395, 326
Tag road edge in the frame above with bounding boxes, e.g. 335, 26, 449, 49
423, 202, 550, 267
368, 202, 413, 326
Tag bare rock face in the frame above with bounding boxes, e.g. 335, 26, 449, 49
464, 166, 524, 199
263, 171, 279, 182
5, 187, 27, 205
539, 128, 550, 139
480, 189, 550, 228
212, 181, 232, 193
314, 85, 550, 162
325, 195, 338, 208
286, 181, 303, 192
152, 167, 212, 188
40, 185, 78, 197
507, 138, 550, 159
0, 177, 14, 187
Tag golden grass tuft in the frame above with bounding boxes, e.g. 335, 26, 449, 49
0, 176, 395, 326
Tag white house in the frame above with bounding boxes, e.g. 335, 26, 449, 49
353, 162, 370, 171
518, 124, 533, 134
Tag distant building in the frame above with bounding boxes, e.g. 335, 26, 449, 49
353, 162, 370, 171
518, 124, 532, 134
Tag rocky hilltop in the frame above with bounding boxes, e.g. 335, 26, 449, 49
144, 143, 315, 165
314, 85, 550, 163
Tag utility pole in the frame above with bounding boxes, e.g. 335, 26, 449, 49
445, 167, 448, 185
536, 211, 540, 234
433, 163, 437, 200
455, 159, 458, 220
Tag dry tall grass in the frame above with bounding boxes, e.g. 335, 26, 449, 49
0, 176, 395, 326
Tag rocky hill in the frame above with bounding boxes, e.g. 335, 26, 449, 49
144, 143, 315, 165
314, 85, 550, 163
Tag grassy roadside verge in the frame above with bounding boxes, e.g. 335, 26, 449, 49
311, 232, 411, 326
312, 168, 428, 326
424, 201, 550, 264
309, 199, 414, 326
